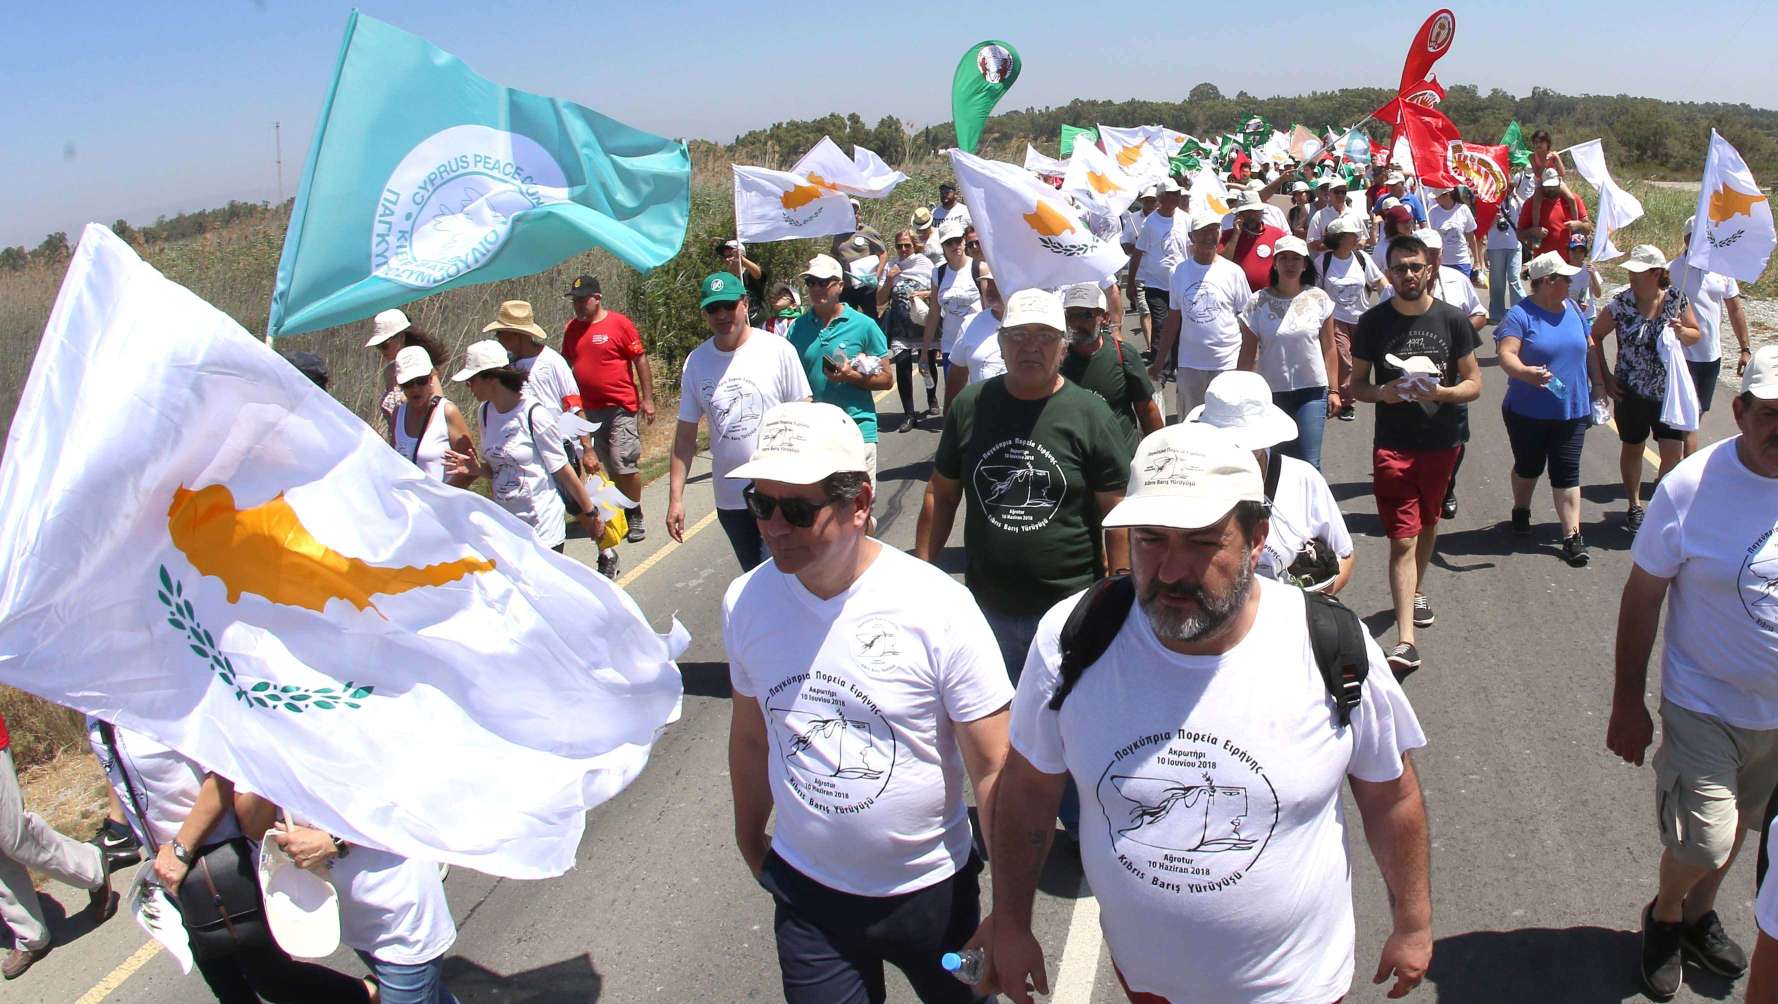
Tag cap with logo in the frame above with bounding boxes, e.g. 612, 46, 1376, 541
1524, 250, 1583, 282
393, 345, 434, 385
1540, 168, 1561, 188
1001, 288, 1066, 333
1744, 345, 1778, 400
1062, 283, 1107, 312
726, 402, 870, 485
1272, 235, 1310, 258
365, 308, 411, 348
482, 300, 549, 344
1386, 172, 1406, 185
1186, 371, 1299, 450
802, 254, 845, 281
1231, 190, 1264, 213
1102, 424, 1267, 531
700, 271, 745, 308
565, 274, 601, 298
1618, 244, 1669, 274
450, 339, 512, 382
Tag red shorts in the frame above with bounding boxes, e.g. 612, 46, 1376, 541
1115, 964, 1344, 1003
1373, 445, 1462, 540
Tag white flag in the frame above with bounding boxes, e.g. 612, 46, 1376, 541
0, 226, 685, 879
947, 149, 1128, 295
1686, 130, 1776, 282
1158, 128, 1191, 155
1097, 124, 1170, 186
1565, 139, 1643, 263
1023, 144, 1069, 178
733, 164, 854, 243
1188, 170, 1233, 217
1062, 139, 1140, 217
792, 135, 905, 198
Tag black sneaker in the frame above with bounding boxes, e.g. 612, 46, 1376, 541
1412, 593, 1435, 628
1640, 901, 1684, 1001
596, 549, 620, 579
1627, 504, 1646, 532
1679, 909, 1747, 978
92, 819, 141, 872
1386, 642, 1421, 680
896, 416, 919, 433
1510, 507, 1531, 535
624, 508, 645, 543
1337, 405, 1356, 422
1562, 533, 1589, 567
1441, 493, 1459, 519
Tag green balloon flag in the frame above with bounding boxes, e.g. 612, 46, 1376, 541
951, 40, 1021, 153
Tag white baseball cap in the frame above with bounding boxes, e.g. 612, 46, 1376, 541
1386, 172, 1406, 185
1413, 227, 1441, 249
1140, 184, 1159, 198
1540, 168, 1562, 188
1289, 180, 1310, 193
1102, 425, 1267, 531
257, 832, 340, 959
1744, 346, 1778, 400
1272, 235, 1310, 257
726, 402, 869, 485
1187, 371, 1300, 450
365, 308, 411, 348
1619, 244, 1669, 273
937, 218, 968, 244
1159, 178, 1184, 195
1231, 190, 1264, 213
1524, 250, 1582, 282
1001, 288, 1066, 333
1062, 283, 1106, 312
1188, 205, 1225, 232
392, 345, 433, 385
802, 253, 845, 280
1378, 196, 1403, 211
1326, 214, 1365, 238
450, 339, 511, 382
1314, 176, 1336, 189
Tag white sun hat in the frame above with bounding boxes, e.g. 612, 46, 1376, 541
1187, 371, 1300, 450
1525, 250, 1583, 282
1102, 424, 1266, 531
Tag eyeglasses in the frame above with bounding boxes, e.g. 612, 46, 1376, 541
703, 301, 739, 315
1000, 327, 1063, 346
803, 276, 840, 289
743, 484, 835, 528
1389, 262, 1430, 275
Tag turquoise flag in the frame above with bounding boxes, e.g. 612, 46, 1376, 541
268, 12, 691, 339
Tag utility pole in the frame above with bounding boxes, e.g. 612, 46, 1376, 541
274, 121, 284, 205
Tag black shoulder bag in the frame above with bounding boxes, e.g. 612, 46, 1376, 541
95, 721, 272, 960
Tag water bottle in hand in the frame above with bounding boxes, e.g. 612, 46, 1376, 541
941, 948, 985, 984
1544, 371, 1566, 397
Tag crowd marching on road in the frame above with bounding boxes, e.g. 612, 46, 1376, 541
3, 127, 1776, 1004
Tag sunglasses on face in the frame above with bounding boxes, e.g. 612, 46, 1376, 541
703, 301, 739, 315
1389, 262, 1429, 275
803, 277, 840, 289
743, 484, 835, 528
896, 243, 914, 251
964, 240, 980, 250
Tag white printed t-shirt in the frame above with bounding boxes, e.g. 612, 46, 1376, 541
1134, 211, 1185, 290
1241, 287, 1335, 392
1379, 265, 1484, 321
1259, 454, 1355, 581
1009, 576, 1425, 1002
516, 346, 581, 414
1318, 252, 1385, 325
725, 546, 1014, 897
1427, 202, 1477, 268
935, 264, 983, 356
1670, 255, 1742, 364
954, 310, 1005, 384
1633, 437, 1778, 729
678, 330, 812, 510
1167, 255, 1253, 371
479, 399, 568, 549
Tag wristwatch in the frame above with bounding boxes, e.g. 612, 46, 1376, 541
331, 835, 350, 859
171, 839, 195, 865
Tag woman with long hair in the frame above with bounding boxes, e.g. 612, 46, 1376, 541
1237, 236, 1338, 469
387, 346, 474, 487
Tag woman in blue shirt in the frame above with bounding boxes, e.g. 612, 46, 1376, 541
1496, 251, 1597, 567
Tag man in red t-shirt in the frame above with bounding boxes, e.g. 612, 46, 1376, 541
1517, 169, 1592, 260
561, 274, 656, 541
1220, 192, 1286, 292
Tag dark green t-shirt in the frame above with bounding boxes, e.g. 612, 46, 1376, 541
934, 377, 1132, 616
1059, 336, 1155, 455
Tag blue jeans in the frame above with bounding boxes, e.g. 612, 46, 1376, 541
717, 507, 767, 572
979, 604, 1080, 836
357, 951, 458, 1004
1272, 387, 1328, 471
1487, 246, 1525, 321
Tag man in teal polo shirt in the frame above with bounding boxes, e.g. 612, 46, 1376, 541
787, 254, 894, 481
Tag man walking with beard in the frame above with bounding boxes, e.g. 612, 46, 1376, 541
966, 424, 1432, 1003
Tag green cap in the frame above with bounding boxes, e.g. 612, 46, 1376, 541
699, 271, 744, 309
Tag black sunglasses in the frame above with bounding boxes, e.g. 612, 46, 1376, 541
702, 301, 739, 315
743, 484, 835, 528
964, 240, 981, 250
803, 276, 840, 289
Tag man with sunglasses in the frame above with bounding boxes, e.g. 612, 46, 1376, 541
787, 255, 893, 484
916, 288, 1132, 683
1350, 236, 1484, 677
723, 401, 1012, 1004
669, 272, 812, 570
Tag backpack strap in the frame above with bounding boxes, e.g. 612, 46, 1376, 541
1263, 449, 1283, 503
1303, 591, 1368, 728
1048, 575, 1136, 711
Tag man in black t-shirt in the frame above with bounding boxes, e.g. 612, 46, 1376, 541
1351, 235, 1484, 677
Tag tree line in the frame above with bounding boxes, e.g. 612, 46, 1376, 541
1, 200, 284, 272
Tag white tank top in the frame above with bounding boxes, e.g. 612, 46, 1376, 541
393, 398, 450, 481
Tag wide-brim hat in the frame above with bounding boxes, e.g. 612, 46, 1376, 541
1186, 371, 1299, 451
482, 299, 548, 343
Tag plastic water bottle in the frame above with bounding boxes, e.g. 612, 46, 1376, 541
1544, 373, 1567, 397
923, 362, 937, 390
941, 948, 985, 984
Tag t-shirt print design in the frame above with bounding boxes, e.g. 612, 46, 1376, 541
972, 438, 1068, 532
1181, 281, 1219, 324
1742, 525, 1778, 632
766, 670, 898, 813
1096, 729, 1279, 894
705, 376, 765, 442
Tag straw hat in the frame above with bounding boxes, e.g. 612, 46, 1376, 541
482, 300, 548, 344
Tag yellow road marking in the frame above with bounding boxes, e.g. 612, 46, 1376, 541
75, 940, 162, 1004
1602, 417, 1666, 469
616, 509, 718, 589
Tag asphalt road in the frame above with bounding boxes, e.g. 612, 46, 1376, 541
7, 313, 1762, 1004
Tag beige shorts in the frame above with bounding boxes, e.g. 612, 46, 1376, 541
1174, 367, 1226, 418
588, 406, 642, 476
1653, 699, 1778, 869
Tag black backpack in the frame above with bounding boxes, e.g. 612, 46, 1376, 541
1046, 574, 1370, 727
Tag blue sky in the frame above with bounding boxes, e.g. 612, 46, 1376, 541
5, 0, 1772, 247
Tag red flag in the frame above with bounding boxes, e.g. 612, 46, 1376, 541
1448, 142, 1513, 231
1398, 10, 1456, 97
1229, 149, 1252, 182
1399, 102, 1462, 188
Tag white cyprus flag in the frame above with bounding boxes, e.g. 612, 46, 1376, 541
792, 135, 907, 198
1096, 124, 1171, 186
948, 149, 1128, 294
0, 226, 684, 879
1565, 139, 1642, 263
1063, 138, 1141, 217
1686, 130, 1776, 282
733, 164, 855, 243
1023, 144, 1069, 178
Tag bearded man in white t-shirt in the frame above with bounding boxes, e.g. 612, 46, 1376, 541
723, 401, 1013, 1004
1609, 347, 1778, 1001
967, 424, 1432, 1004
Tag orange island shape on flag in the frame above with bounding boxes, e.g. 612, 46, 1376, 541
1710, 183, 1769, 223
168, 483, 494, 614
